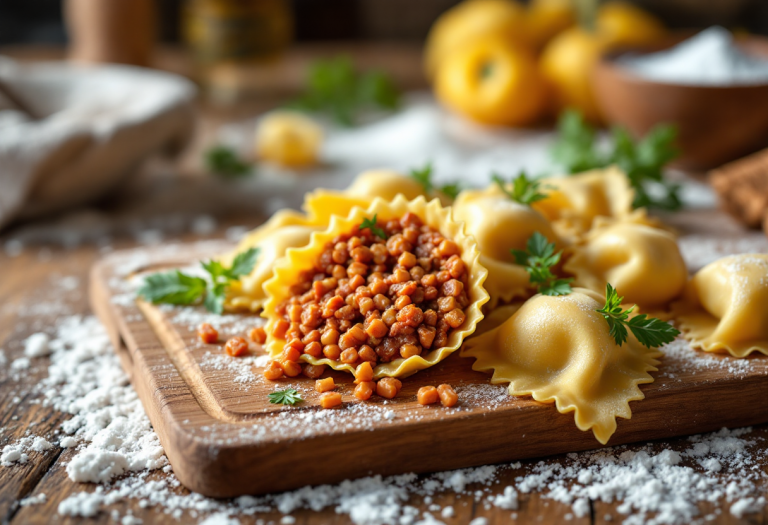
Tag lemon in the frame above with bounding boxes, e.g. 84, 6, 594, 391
597, 1, 666, 48
424, 0, 529, 79
526, 0, 576, 51
435, 35, 546, 126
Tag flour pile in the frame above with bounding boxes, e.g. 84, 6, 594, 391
1, 312, 767, 524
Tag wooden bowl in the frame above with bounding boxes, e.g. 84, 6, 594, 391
592, 36, 768, 171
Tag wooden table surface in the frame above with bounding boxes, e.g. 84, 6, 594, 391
1, 43, 767, 525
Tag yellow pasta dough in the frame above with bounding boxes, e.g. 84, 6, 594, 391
671, 254, 768, 357
263, 195, 489, 378
221, 211, 321, 312
462, 288, 661, 444
304, 169, 433, 225
564, 222, 687, 309
452, 186, 561, 308
533, 167, 635, 241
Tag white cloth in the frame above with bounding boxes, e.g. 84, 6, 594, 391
0, 57, 196, 229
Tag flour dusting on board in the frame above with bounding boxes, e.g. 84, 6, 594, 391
1, 308, 766, 524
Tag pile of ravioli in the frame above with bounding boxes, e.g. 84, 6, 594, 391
220, 167, 768, 444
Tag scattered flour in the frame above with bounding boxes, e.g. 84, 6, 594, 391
2, 289, 766, 524
1, 434, 53, 466
19, 493, 46, 506
24, 332, 50, 357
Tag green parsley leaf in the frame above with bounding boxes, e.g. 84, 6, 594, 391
596, 283, 680, 348
410, 162, 434, 193
410, 162, 462, 200
204, 289, 225, 315
492, 172, 549, 206
137, 248, 260, 314
229, 248, 260, 279
359, 214, 388, 240
137, 271, 207, 306
510, 232, 572, 296
550, 109, 682, 211
290, 57, 400, 127
268, 388, 302, 406
204, 145, 252, 178
439, 182, 462, 200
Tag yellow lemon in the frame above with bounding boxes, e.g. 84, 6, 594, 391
540, 27, 605, 122
424, 0, 529, 79
526, 0, 576, 51
255, 111, 323, 168
597, 1, 666, 48
435, 35, 546, 126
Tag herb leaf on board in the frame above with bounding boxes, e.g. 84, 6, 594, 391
268, 388, 303, 406
204, 145, 252, 178
137, 248, 260, 314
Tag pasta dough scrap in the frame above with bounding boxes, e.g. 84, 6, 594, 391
671, 254, 768, 357
263, 195, 490, 378
452, 186, 561, 308
462, 288, 660, 444
221, 210, 320, 312
533, 167, 635, 241
564, 222, 687, 309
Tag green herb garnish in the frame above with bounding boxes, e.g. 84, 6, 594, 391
409, 162, 462, 200
268, 388, 302, 406
204, 145, 252, 178
359, 215, 388, 240
511, 232, 572, 296
290, 57, 400, 126
551, 109, 682, 211
137, 271, 207, 306
492, 171, 549, 206
596, 283, 680, 348
137, 248, 259, 314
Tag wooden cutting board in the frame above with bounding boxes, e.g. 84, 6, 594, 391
90, 212, 768, 499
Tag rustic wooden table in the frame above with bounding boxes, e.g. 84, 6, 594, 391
1, 44, 766, 525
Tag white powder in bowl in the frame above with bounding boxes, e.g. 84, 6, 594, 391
619, 27, 768, 86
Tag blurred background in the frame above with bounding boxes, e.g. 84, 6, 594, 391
2, 0, 768, 250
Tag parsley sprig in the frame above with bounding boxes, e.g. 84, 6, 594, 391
204, 145, 252, 178
137, 248, 259, 314
290, 57, 400, 127
359, 215, 388, 240
596, 284, 680, 348
409, 162, 462, 200
492, 171, 549, 206
551, 109, 682, 211
268, 388, 302, 406
511, 232, 572, 296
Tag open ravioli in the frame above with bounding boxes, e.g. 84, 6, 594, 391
564, 222, 687, 310
462, 288, 660, 444
671, 254, 768, 357
221, 211, 320, 312
533, 167, 635, 241
304, 169, 439, 226
263, 195, 489, 378
452, 186, 561, 309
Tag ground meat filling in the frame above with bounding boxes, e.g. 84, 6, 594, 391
272, 212, 471, 369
